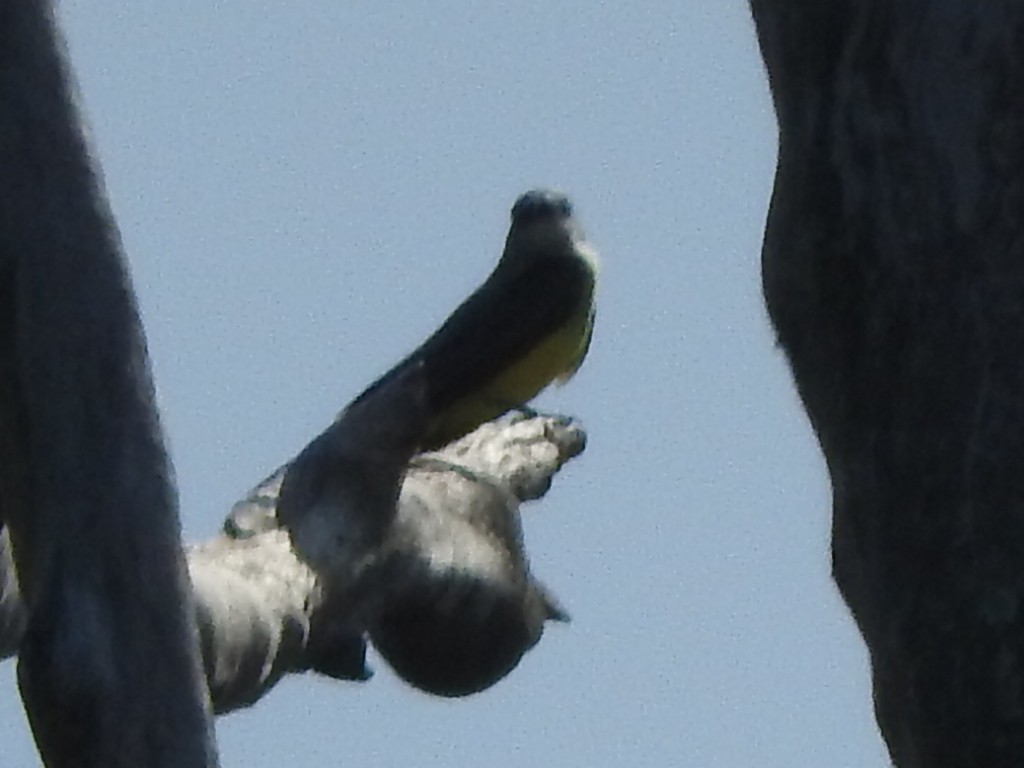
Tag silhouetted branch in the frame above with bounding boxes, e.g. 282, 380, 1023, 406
752, 3, 1024, 766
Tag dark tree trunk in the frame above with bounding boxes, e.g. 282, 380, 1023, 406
0, 2, 218, 765
752, 3, 1024, 767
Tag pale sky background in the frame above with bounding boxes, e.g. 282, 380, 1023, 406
2, 2, 893, 766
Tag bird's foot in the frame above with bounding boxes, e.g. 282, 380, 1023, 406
408, 454, 487, 484
511, 403, 540, 419
510, 403, 571, 425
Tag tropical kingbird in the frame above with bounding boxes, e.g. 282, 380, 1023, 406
351, 188, 598, 451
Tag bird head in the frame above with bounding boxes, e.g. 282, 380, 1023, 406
503, 188, 587, 265
510, 188, 574, 223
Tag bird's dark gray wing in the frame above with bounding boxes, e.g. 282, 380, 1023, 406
350, 254, 592, 421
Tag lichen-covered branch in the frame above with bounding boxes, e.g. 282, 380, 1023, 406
0, 412, 584, 713
0, 526, 24, 660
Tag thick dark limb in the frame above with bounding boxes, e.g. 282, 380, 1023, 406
753, 3, 1024, 766
0, 2, 216, 765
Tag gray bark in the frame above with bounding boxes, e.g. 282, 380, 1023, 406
752, 3, 1024, 766
0, 2, 217, 766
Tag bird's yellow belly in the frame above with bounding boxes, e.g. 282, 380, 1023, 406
428, 317, 589, 448
488, 321, 585, 402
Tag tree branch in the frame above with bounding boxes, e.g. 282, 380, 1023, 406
0, 412, 585, 713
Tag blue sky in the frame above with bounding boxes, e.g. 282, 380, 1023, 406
2, 3, 892, 765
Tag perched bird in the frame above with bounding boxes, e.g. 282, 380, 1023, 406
351, 188, 598, 451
